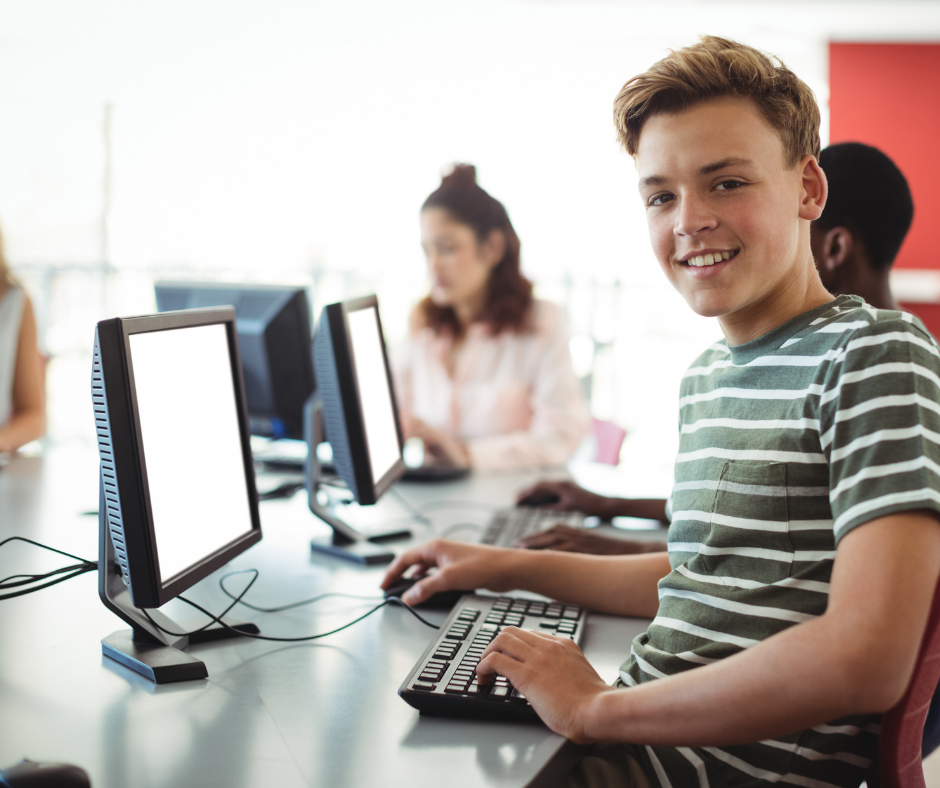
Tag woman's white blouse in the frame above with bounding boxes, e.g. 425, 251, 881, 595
394, 300, 590, 471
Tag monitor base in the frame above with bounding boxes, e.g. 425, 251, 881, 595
304, 396, 412, 562
102, 618, 261, 684
310, 535, 395, 565
102, 629, 208, 683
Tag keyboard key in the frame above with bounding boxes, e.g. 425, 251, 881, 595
412, 681, 437, 691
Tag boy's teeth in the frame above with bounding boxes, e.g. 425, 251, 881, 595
688, 251, 733, 266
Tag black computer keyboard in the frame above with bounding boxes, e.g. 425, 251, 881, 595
398, 594, 588, 721
480, 508, 585, 548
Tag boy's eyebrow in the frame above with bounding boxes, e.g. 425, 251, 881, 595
639, 157, 756, 189
700, 156, 754, 174
639, 174, 668, 188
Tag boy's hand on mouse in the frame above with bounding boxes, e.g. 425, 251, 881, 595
517, 525, 667, 555
380, 539, 514, 606
476, 627, 613, 743
515, 481, 614, 518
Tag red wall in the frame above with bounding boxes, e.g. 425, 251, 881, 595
829, 43, 940, 335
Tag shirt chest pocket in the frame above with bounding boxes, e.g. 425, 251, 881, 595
691, 461, 796, 585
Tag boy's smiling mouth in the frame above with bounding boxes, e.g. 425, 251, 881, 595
678, 249, 739, 267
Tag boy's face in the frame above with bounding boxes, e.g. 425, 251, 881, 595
635, 96, 825, 341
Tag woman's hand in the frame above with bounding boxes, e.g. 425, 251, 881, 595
402, 415, 470, 467
476, 627, 614, 743
380, 539, 517, 606
517, 525, 667, 555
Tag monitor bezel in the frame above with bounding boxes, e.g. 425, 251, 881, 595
327, 295, 406, 504
108, 307, 262, 607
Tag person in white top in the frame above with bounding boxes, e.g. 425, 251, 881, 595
396, 164, 589, 471
0, 224, 44, 453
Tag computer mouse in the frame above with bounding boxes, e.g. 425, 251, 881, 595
0, 759, 91, 788
383, 576, 471, 610
516, 490, 561, 508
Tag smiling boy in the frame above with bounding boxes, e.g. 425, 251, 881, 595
383, 37, 940, 787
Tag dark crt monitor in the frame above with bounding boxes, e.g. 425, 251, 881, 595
154, 281, 314, 440
304, 295, 410, 565
92, 307, 263, 684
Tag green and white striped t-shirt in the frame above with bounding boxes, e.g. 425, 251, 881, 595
619, 295, 940, 788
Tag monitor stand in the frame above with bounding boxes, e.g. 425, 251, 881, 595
97, 474, 260, 684
304, 396, 411, 565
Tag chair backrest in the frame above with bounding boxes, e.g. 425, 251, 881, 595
592, 418, 626, 466
878, 575, 940, 787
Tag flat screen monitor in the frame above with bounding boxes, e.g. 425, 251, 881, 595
305, 295, 409, 564
154, 282, 314, 440
92, 307, 262, 683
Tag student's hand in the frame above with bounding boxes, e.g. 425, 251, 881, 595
476, 627, 614, 743
401, 416, 469, 468
515, 480, 617, 518
518, 526, 667, 555
380, 539, 514, 606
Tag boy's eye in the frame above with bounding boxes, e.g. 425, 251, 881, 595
715, 180, 745, 191
648, 192, 674, 207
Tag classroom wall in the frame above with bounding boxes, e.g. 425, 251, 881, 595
829, 42, 940, 335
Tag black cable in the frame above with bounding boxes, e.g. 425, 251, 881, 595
418, 500, 500, 514
387, 487, 432, 526
218, 570, 376, 613
143, 593, 438, 643
216, 568, 440, 628
0, 562, 93, 589
0, 537, 440, 640
0, 537, 97, 600
0, 565, 96, 600
0, 536, 94, 565
438, 522, 485, 538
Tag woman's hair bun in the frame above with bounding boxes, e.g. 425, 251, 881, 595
440, 163, 478, 189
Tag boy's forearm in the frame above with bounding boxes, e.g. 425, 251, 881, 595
576, 512, 940, 747
501, 550, 668, 618
580, 613, 875, 746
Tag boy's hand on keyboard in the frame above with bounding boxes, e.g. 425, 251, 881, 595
519, 526, 667, 555
475, 627, 612, 743
381, 539, 513, 606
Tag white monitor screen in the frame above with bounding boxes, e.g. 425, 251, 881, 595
346, 306, 401, 484
128, 323, 254, 585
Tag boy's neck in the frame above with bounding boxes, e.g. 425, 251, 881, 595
718, 258, 835, 346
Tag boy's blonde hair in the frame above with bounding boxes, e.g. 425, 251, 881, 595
613, 36, 820, 167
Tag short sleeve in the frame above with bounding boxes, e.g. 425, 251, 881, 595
820, 315, 940, 541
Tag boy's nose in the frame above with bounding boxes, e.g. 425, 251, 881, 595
674, 195, 718, 237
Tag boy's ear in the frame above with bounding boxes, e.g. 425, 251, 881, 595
798, 155, 827, 222
820, 227, 854, 272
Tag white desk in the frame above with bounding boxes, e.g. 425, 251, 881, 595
0, 445, 659, 788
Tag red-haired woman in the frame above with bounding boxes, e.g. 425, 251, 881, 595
396, 165, 589, 471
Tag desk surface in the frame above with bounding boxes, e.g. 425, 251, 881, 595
0, 446, 657, 788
